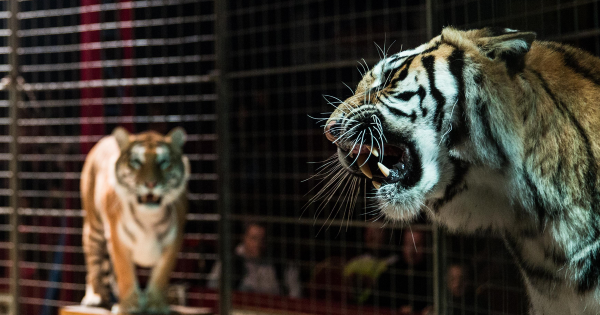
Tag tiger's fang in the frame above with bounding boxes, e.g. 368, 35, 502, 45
377, 162, 390, 177
357, 155, 372, 179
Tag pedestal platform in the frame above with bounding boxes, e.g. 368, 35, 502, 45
59, 305, 213, 315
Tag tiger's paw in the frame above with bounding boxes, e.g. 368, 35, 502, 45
81, 285, 111, 309
145, 287, 170, 314
118, 288, 145, 314
81, 291, 103, 307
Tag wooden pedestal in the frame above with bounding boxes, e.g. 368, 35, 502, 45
59, 305, 213, 315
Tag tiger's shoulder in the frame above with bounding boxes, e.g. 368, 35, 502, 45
81, 135, 123, 218
84, 135, 121, 175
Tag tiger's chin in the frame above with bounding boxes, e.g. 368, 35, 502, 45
375, 184, 425, 223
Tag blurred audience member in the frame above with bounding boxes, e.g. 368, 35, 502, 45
447, 264, 475, 315
343, 225, 399, 307
208, 222, 301, 298
308, 257, 348, 303
397, 229, 432, 315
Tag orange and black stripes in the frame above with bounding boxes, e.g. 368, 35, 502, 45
541, 42, 600, 87
532, 69, 600, 292
421, 55, 447, 133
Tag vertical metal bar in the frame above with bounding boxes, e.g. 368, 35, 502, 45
433, 227, 447, 315
433, 227, 440, 315
426, 1, 447, 313
79, 0, 104, 153
426, 0, 435, 38
8, 0, 20, 314
215, 0, 232, 314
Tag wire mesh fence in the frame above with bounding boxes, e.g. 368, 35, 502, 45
223, 1, 436, 314
0, 0, 597, 315
221, 0, 600, 314
1, 1, 218, 314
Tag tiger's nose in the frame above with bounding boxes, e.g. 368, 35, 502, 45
324, 120, 338, 142
145, 181, 157, 189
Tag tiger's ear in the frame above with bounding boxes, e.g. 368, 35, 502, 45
167, 127, 187, 149
478, 28, 536, 75
112, 127, 131, 151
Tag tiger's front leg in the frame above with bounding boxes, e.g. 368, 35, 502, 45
81, 222, 112, 308
145, 229, 184, 314
109, 225, 142, 314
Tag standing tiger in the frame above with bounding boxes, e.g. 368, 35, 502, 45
80, 127, 190, 314
322, 27, 600, 314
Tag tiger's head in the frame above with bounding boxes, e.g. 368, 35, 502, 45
112, 127, 190, 209
323, 27, 535, 222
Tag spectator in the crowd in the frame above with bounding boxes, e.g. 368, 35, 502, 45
343, 224, 399, 308
397, 229, 432, 315
208, 222, 301, 298
447, 263, 475, 315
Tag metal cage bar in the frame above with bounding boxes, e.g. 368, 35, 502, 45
215, 0, 232, 314
8, 1, 21, 314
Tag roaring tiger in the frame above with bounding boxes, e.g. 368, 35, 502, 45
80, 127, 190, 313
322, 27, 600, 314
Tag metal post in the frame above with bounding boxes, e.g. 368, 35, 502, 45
215, 1, 232, 314
426, 0, 435, 39
8, 1, 20, 314
432, 227, 447, 315
426, 2, 448, 313
427, 2, 448, 312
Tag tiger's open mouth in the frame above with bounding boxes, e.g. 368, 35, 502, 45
138, 194, 162, 206
339, 142, 418, 189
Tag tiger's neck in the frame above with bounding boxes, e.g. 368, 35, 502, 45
116, 194, 181, 267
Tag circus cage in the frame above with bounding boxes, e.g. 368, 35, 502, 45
0, 1, 596, 315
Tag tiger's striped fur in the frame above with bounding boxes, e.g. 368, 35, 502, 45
323, 27, 600, 314
80, 127, 189, 313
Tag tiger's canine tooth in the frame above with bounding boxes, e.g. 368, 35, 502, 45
371, 147, 379, 157
365, 145, 379, 157
357, 154, 372, 179
373, 181, 381, 189
377, 162, 390, 177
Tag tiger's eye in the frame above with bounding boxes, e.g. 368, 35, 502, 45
159, 159, 171, 170
130, 159, 142, 169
